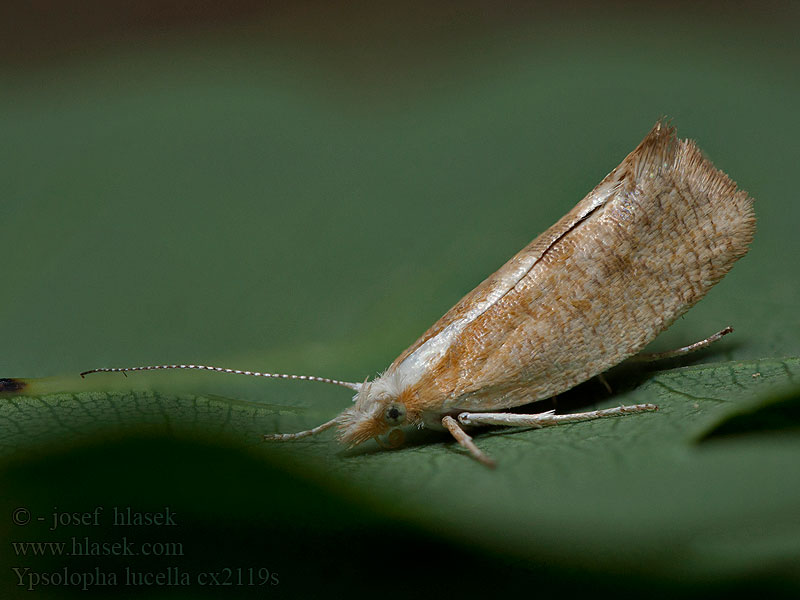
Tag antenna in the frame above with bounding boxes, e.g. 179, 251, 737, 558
80, 364, 362, 391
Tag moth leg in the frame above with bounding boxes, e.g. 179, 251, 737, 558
263, 417, 338, 441
441, 415, 496, 468
374, 428, 406, 449
633, 326, 733, 362
596, 372, 612, 394
458, 403, 658, 429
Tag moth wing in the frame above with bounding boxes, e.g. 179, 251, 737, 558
396, 122, 755, 411
390, 150, 622, 369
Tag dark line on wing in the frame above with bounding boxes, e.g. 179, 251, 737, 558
488, 201, 607, 311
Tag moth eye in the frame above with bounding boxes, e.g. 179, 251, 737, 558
383, 402, 407, 425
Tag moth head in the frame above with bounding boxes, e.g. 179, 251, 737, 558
337, 375, 411, 447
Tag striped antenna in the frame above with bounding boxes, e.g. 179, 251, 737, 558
80, 364, 362, 391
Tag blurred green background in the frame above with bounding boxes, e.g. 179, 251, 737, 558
2, 2, 799, 598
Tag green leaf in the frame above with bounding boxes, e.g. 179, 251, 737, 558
696, 380, 800, 440
2, 358, 799, 594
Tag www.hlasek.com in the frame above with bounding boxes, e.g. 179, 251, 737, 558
12, 536, 183, 558
12, 566, 279, 591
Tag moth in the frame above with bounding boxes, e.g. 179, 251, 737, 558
82, 121, 756, 467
